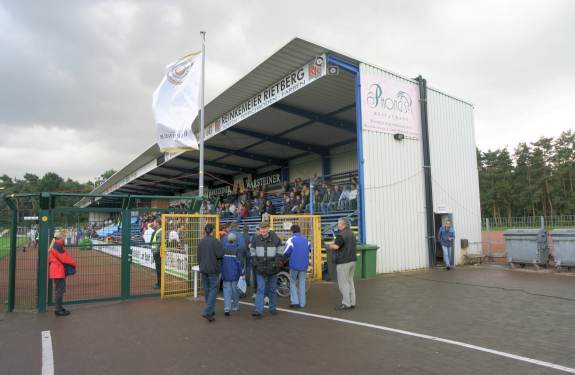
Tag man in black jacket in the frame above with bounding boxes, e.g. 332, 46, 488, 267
326, 218, 357, 310
197, 224, 224, 322
250, 222, 285, 318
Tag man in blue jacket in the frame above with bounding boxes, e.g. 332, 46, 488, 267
438, 220, 455, 270
284, 224, 311, 308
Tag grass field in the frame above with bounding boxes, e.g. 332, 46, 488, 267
0, 236, 27, 260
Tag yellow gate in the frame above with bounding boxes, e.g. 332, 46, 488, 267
160, 214, 219, 298
269, 215, 322, 280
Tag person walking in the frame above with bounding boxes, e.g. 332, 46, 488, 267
284, 224, 311, 308
197, 224, 224, 322
326, 218, 357, 310
49, 231, 77, 316
150, 217, 162, 289
250, 222, 285, 318
221, 233, 243, 316
438, 220, 455, 270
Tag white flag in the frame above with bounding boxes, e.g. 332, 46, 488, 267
152, 52, 202, 152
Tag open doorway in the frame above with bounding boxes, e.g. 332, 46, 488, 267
434, 213, 453, 267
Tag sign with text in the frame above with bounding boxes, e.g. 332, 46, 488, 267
204, 55, 327, 141
360, 64, 421, 139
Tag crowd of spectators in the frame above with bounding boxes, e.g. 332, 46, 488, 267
200, 173, 359, 220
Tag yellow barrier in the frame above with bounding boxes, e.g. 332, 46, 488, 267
160, 214, 219, 298
269, 215, 322, 280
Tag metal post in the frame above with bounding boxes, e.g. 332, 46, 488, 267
198, 31, 206, 198
309, 178, 314, 214
486, 218, 492, 261
37, 193, 50, 313
7, 205, 18, 312
121, 209, 131, 299
540, 216, 544, 230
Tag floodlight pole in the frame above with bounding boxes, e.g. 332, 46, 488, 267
199, 31, 206, 198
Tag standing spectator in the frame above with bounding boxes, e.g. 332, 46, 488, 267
301, 184, 310, 213
438, 220, 456, 270
224, 222, 248, 277
221, 233, 243, 316
284, 224, 310, 308
250, 222, 285, 318
49, 231, 77, 316
326, 218, 357, 310
349, 184, 358, 210
168, 224, 181, 247
242, 225, 253, 287
150, 218, 162, 289
250, 226, 261, 298
257, 191, 266, 215
197, 224, 224, 322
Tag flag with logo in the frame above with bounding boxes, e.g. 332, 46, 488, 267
152, 52, 202, 152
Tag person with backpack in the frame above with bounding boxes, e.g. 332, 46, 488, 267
49, 230, 77, 316
284, 224, 311, 308
221, 232, 243, 316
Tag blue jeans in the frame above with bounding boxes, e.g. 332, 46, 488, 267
289, 269, 307, 307
223, 281, 240, 312
255, 273, 277, 314
202, 273, 219, 317
442, 245, 451, 268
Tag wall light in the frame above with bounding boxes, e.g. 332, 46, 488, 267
393, 133, 405, 141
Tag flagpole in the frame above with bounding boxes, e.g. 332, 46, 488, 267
199, 31, 206, 198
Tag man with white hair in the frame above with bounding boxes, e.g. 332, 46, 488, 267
326, 218, 357, 310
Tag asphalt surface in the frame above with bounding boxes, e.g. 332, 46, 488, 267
1, 266, 574, 375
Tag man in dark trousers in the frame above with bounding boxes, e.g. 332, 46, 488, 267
150, 217, 162, 289
326, 218, 357, 310
197, 223, 224, 322
250, 222, 285, 318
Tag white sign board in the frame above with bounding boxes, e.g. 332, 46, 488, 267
204, 55, 327, 141
360, 65, 421, 139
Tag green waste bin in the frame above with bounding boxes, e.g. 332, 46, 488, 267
356, 244, 379, 278
354, 248, 363, 279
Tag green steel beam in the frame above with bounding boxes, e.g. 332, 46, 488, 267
121, 210, 131, 299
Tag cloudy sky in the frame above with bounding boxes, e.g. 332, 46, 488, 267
1, 0, 574, 182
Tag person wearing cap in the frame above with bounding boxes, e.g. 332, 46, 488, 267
197, 223, 225, 322
284, 224, 311, 308
221, 232, 243, 316
150, 217, 162, 289
325, 218, 357, 310
49, 231, 77, 316
250, 222, 285, 318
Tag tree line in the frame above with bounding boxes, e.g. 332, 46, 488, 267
477, 130, 574, 219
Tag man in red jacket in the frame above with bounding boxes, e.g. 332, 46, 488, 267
49, 231, 77, 316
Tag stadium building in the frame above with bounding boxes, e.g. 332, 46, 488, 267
85, 38, 481, 273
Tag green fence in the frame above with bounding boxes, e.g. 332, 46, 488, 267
1, 192, 202, 312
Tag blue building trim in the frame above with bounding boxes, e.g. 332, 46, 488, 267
326, 54, 367, 243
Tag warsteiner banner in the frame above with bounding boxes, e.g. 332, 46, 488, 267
360, 64, 421, 139
204, 55, 327, 141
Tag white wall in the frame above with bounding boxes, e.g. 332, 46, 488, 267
288, 154, 321, 181
427, 89, 482, 261
360, 64, 429, 273
330, 143, 357, 175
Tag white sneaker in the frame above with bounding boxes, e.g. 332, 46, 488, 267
264, 297, 270, 305
251, 293, 256, 300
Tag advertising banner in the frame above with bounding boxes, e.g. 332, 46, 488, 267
360, 64, 421, 139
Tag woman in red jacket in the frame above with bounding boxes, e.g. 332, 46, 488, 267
49, 231, 77, 316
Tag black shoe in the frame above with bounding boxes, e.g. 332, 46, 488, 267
334, 304, 350, 311
251, 311, 262, 318
55, 309, 70, 316
269, 309, 278, 316
350, 305, 356, 309
446, 267, 451, 271
224, 311, 230, 316
289, 304, 299, 308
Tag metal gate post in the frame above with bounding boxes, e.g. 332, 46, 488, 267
6, 199, 18, 312
37, 193, 51, 313
121, 209, 131, 299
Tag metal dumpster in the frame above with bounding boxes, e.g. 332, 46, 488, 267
504, 229, 548, 268
551, 229, 575, 269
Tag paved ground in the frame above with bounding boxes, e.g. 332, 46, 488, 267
1, 266, 574, 375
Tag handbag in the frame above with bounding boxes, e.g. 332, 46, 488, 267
237, 276, 247, 294
64, 264, 76, 276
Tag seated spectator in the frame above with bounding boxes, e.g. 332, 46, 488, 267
239, 202, 250, 218
330, 185, 341, 211
349, 184, 358, 210
338, 186, 350, 210
264, 200, 275, 215
301, 184, 310, 212
320, 184, 331, 212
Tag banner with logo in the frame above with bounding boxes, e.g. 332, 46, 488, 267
360, 64, 421, 139
152, 52, 202, 152
204, 55, 327, 141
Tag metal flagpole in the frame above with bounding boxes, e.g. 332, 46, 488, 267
199, 31, 206, 197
